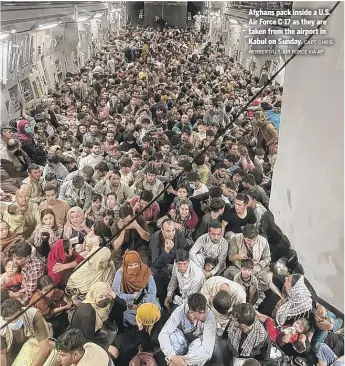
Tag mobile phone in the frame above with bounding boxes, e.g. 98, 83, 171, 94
70, 236, 79, 247
292, 341, 307, 353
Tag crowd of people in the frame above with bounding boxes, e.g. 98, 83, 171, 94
0, 23, 343, 366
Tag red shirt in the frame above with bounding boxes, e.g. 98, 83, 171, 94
265, 318, 298, 345
129, 196, 160, 221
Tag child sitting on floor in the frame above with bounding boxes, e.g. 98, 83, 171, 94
256, 311, 311, 352
234, 259, 259, 305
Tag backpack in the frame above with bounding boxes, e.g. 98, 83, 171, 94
129, 352, 157, 366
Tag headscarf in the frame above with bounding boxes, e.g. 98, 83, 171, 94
121, 250, 151, 294
67, 247, 115, 295
275, 275, 313, 327
17, 119, 34, 143
136, 303, 161, 335
83, 282, 112, 331
227, 317, 267, 358
63, 207, 88, 239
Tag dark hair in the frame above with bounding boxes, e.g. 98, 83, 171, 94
62, 239, 71, 254
187, 172, 200, 182
81, 166, 94, 179
140, 190, 153, 202
210, 198, 225, 212
188, 293, 207, 313
236, 193, 249, 204
40, 208, 55, 221
225, 180, 237, 191
226, 154, 239, 165
146, 167, 158, 176
153, 152, 163, 161
45, 173, 57, 182
209, 220, 222, 230
104, 209, 115, 218
37, 275, 54, 290
204, 257, 217, 268
91, 193, 102, 202
242, 224, 259, 239
242, 174, 256, 186
44, 184, 57, 194
244, 189, 261, 202
12, 242, 32, 258
213, 290, 231, 315
120, 158, 133, 168
255, 148, 265, 156
72, 175, 84, 186
161, 217, 175, 229
241, 258, 254, 269
111, 169, 121, 177
119, 205, 133, 219
175, 249, 189, 262
1, 289, 9, 304
178, 160, 193, 172
194, 154, 206, 166
209, 186, 223, 198
95, 161, 109, 173
55, 328, 86, 353
232, 168, 245, 177
232, 303, 256, 326
28, 164, 41, 173
1, 298, 22, 318
215, 162, 227, 170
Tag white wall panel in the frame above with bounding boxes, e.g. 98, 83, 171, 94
270, 2, 344, 310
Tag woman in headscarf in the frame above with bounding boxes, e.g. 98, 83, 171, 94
63, 206, 90, 242
112, 303, 166, 366
112, 250, 160, 327
0, 219, 21, 268
70, 281, 125, 358
253, 111, 278, 155
47, 239, 84, 287
66, 246, 115, 305
274, 274, 314, 327
28, 209, 63, 257
17, 119, 39, 163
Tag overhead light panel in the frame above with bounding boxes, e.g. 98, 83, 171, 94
0, 33, 10, 40
230, 18, 239, 24
77, 15, 89, 22
37, 21, 61, 30
93, 13, 103, 18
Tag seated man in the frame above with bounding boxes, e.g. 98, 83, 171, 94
227, 303, 271, 364
149, 219, 187, 305
189, 221, 228, 279
20, 164, 44, 205
131, 167, 164, 203
12, 242, 45, 305
112, 205, 150, 269
201, 276, 246, 337
234, 259, 259, 305
0, 298, 53, 365
158, 293, 216, 366
224, 224, 280, 297
165, 249, 205, 310
56, 328, 115, 366
194, 197, 225, 239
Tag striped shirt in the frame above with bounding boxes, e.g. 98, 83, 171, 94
189, 234, 228, 275
167, 260, 205, 305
